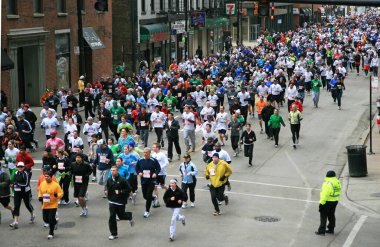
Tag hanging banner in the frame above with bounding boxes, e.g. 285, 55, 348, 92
372, 76, 379, 90
191, 12, 206, 28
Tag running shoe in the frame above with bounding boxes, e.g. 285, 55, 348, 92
109, 235, 118, 240
181, 216, 186, 226
143, 211, 150, 218
47, 235, 54, 240
9, 222, 18, 229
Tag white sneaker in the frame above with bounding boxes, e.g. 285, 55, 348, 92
143, 211, 150, 218
190, 202, 195, 208
63, 200, 71, 205
43, 223, 49, 228
181, 216, 186, 226
109, 235, 118, 240
182, 203, 188, 209
47, 235, 54, 240
84, 208, 88, 217
74, 200, 79, 207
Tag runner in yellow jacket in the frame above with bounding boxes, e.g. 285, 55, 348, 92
38, 172, 63, 240
204, 153, 232, 216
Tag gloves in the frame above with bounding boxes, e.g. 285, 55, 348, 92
54, 193, 58, 198
205, 175, 210, 180
219, 176, 226, 181
38, 197, 43, 202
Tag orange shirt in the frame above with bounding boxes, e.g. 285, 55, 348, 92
37, 174, 57, 192
38, 180, 63, 209
256, 100, 266, 114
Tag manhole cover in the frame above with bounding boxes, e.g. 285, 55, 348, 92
370, 192, 380, 197
59, 221, 76, 228
254, 216, 280, 222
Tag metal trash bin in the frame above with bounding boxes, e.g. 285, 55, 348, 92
346, 145, 368, 177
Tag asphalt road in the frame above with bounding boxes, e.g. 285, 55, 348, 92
1, 72, 379, 247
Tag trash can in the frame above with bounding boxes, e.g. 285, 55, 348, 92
346, 145, 368, 177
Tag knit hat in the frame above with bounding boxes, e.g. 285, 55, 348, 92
326, 170, 336, 178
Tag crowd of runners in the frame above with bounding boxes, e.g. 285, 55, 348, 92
1, 9, 380, 241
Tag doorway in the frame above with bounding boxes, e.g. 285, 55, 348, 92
16, 46, 40, 105
84, 45, 93, 83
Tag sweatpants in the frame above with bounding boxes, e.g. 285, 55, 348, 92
169, 208, 185, 238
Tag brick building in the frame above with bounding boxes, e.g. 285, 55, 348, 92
1, 0, 112, 109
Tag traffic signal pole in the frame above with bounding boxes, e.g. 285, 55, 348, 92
77, 0, 85, 77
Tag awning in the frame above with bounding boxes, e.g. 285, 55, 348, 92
206, 18, 230, 29
1, 49, 14, 71
82, 27, 105, 49
140, 23, 170, 43
300, 7, 312, 16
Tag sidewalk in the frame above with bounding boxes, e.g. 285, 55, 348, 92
345, 119, 380, 216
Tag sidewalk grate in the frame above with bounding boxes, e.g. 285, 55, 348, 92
254, 216, 280, 223
58, 221, 76, 228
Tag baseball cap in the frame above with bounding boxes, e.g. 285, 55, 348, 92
17, 162, 25, 167
97, 139, 105, 145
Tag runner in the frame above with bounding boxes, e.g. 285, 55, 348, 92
178, 154, 197, 208
240, 123, 256, 166
135, 147, 161, 218
71, 154, 92, 217
38, 171, 63, 239
151, 143, 169, 208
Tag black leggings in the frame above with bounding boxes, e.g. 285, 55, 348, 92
13, 190, 34, 216
272, 128, 281, 145
244, 144, 253, 164
181, 182, 196, 203
43, 208, 57, 235
290, 124, 300, 144
109, 204, 132, 236
230, 135, 240, 151
141, 182, 155, 212
128, 174, 138, 193
59, 175, 71, 203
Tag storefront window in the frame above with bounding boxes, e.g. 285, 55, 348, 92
55, 33, 71, 88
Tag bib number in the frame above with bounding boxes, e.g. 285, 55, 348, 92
209, 168, 215, 176
58, 162, 65, 170
75, 176, 83, 183
43, 194, 51, 203
142, 170, 151, 178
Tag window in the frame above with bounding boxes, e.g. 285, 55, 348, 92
34, 0, 43, 14
190, 0, 193, 10
79, 0, 85, 12
57, 0, 66, 13
150, 0, 155, 13
141, 0, 146, 13
55, 33, 71, 89
7, 0, 18, 15
196, 0, 199, 9
159, 0, 164, 11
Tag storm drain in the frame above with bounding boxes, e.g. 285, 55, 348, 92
58, 221, 76, 228
254, 216, 280, 223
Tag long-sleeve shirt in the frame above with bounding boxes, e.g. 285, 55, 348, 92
241, 130, 256, 145
268, 114, 286, 129
135, 157, 161, 185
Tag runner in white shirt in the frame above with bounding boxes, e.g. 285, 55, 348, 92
146, 93, 159, 113
257, 81, 269, 98
40, 104, 57, 119
68, 131, 84, 150
286, 83, 298, 111
207, 90, 219, 114
192, 86, 207, 113
148, 83, 161, 97
40, 110, 60, 139
151, 143, 169, 208
181, 106, 196, 152
200, 102, 215, 121
215, 106, 229, 146
83, 117, 101, 145
150, 106, 167, 146
65, 118, 78, 140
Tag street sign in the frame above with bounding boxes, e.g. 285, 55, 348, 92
171, 21, 186, 34
226, 3, 236, 15
371, 76, 379, 90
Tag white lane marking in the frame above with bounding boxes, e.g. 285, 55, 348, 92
286, 152, 313, 247
29, 168, 318, 191
342, 215, 368, 247
29, 179, 318, 203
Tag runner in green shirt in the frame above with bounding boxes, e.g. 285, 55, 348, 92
117, 115, 133, 134
311, 75, 322, 108
162, 91, 178, 113
268, 109, 286, 147
109, 100, 126, 138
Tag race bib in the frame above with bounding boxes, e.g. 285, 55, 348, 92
113, 115, 118, 120
68, 102, 73, 107
108, 89, 113, 93
14, 186, 21, 192
178, 93, 182, 97
58, 162, 65, 170
181, 168, 186, 174
140, 121, 146, 126
209, 168, 215, 176
127, 109, 132, 114
51, 144, 56, 150
99, 155, 107, 163
143, 170, 151, 178
85, 97, 89, 102
230, 96, 234, 99
75, 176, 83, 183
43, 193, 51, 203
208, 151, 213, 156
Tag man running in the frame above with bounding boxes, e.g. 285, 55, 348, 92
151, 143, 169, 208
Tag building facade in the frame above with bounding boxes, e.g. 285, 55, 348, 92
1, 0, 112, 108
113, 0, 228, 75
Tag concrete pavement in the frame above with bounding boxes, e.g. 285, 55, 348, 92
1, 72, 380, 246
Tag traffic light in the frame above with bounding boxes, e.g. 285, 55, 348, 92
270, 5, 275, 20
95, 0, 108, 11
258, 0, 270, 17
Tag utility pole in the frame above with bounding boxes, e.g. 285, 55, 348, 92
237, 0, 242, 46
77, 0, 86, 77
184, 0, 188, 59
